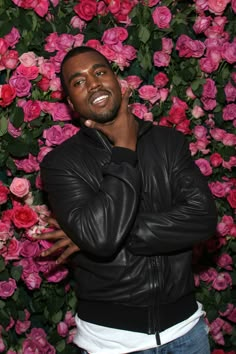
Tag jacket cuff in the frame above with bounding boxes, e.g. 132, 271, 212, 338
111, 147, 137, 166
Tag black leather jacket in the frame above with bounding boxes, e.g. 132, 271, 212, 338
41, 121, 217, 341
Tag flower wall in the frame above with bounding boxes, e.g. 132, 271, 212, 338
0, 0, 236, 353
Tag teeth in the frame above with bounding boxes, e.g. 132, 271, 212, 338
92, 95, 108, 104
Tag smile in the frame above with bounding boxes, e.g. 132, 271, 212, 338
92, 95, 109, 105
90, 92, 110, 106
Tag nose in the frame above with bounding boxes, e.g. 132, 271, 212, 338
87, 74, 101, 91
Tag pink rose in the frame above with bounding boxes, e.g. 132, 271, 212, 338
154, 72, 169, 88
44, 33, 60, 53
43, 125, 66, 146
232, 0, 236, 13
227, 189, 236, 208
11, 205, 38, 229
222, 41, 236, 64
193, 125, 208, 139
124, 75, 143, 89
0, 278, 17, 299
51, 102, 72, 121
70, 16, 87, 31
74, 0, 97, 21
57, 321, 69, 337
37, 146, 53, 163
210, 152, 223, 167
1, 50, 18, 69
212, 272, 232, 290
209, 181, 228, 197
0, 221, 12, 243
222, 133, 236, 146
9, 74, 31, 97
210, 127, 226, 141
0, 38, 8, 55
16, 64, 39, 80
141, 0, 160, 6
138, 85, 160, 103
14, 154, 40, 173
199, 267, 218, 283
62, 124, 80, 140
131, 103, 148, 119
168, 106, 186, 125
4, 27, 20, 47
20, 240, 40, 258
192, 105, 205, 118
223, 103, 236, 121
23, 271, 42, 290
22, 100, 41, 122
19, 51, 38, 67
217, 253, 233, 270
202, 78, 217, 98
102, 27, 128, 45
227, 307, 236, 323
193, 16, 212, 34
57, 34, 74, 51
15, 318, 31, 335
162, 38, 173, 54
152, 6, 172, 29
224, 82, 236, 102
201, 97, 217, 111
39, 61, 56, 80
208, 0, 231, 15
195, 158, 213, 176
153, 51, 170, 67
8, 121, 21, 138
0, 182, 9, 204
176, 35, 205, 58
9, 177, 30, 198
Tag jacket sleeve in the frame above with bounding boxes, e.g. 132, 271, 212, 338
41, 146, 141, 258
127, 130, 218, 255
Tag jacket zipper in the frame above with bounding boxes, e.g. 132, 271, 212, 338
149, 256, 161, 345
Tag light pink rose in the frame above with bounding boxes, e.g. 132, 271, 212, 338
208, 0, 231, 15
195, 158, 213, 176
9, 74, 31, 97
0, 278, 17, 299
153, 51, 170, 67
192, 105, 205, 118
70, 16, 87, 31
222, 133, 236, 146
124, 75, 143, 89
138, 85, 160, 103
57, 321, 69, 337
19, 51, 38, 67
152, 6, 172, 29
39, 61, 56, 80
131, 103, 148, 119
223, 103, 236, 121
9, 177, 30, 198
193, 125, 208, 139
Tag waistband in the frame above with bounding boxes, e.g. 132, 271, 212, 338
77, 293, 198, 334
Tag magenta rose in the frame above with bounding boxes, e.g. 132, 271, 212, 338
154, 72, 169, 88
224, 82, 236, 102
223, 103, 236, 121
222, 41, 236, 64
152, 6, 172, 29
0, 182, 9, 205
74, 0, 97, 21
9, 177, 30, 198
0, 278, 17, 299
9, 74, 31, 97
11, 205, 38, 229
176, 35, 205, 58
217, 253, 233, 270
43, 125, 66, 146
20, 240, 40, 258
4, 27, 20, 47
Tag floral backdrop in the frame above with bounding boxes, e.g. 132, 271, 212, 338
0, 0, 236, 353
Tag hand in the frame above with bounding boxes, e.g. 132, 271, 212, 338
34, 217, 80, 264
85, 87, 138, 151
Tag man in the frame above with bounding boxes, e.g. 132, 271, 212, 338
38, 46, 217, 354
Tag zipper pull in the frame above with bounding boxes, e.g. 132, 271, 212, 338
155, 331, 161, 345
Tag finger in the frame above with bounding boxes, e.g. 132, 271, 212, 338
34, 229, 67, 240
56, 245, 80, 264
45, 217, 60, 228
40, 239, 70, 257
121, 87, 132, 107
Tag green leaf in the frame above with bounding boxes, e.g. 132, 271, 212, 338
7, 138, 29, 157
10, 265, 23, 281
138, 25, 150, 44
0, 256, 5, 272
10, 107, 24, 128
56, 339, 66, 352
0, 116, 8, 136
51, 310, 63, 324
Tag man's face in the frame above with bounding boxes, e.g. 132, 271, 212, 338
62, 51, 122, 124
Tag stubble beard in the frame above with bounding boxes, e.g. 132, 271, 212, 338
89, 101, 120, 124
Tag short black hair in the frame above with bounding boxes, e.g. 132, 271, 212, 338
59, 46, 112, 96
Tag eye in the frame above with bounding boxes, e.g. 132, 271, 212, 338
73, 78, 85, 87
95, 70, 105, 77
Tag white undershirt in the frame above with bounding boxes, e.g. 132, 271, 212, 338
73, 302, 204, 354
